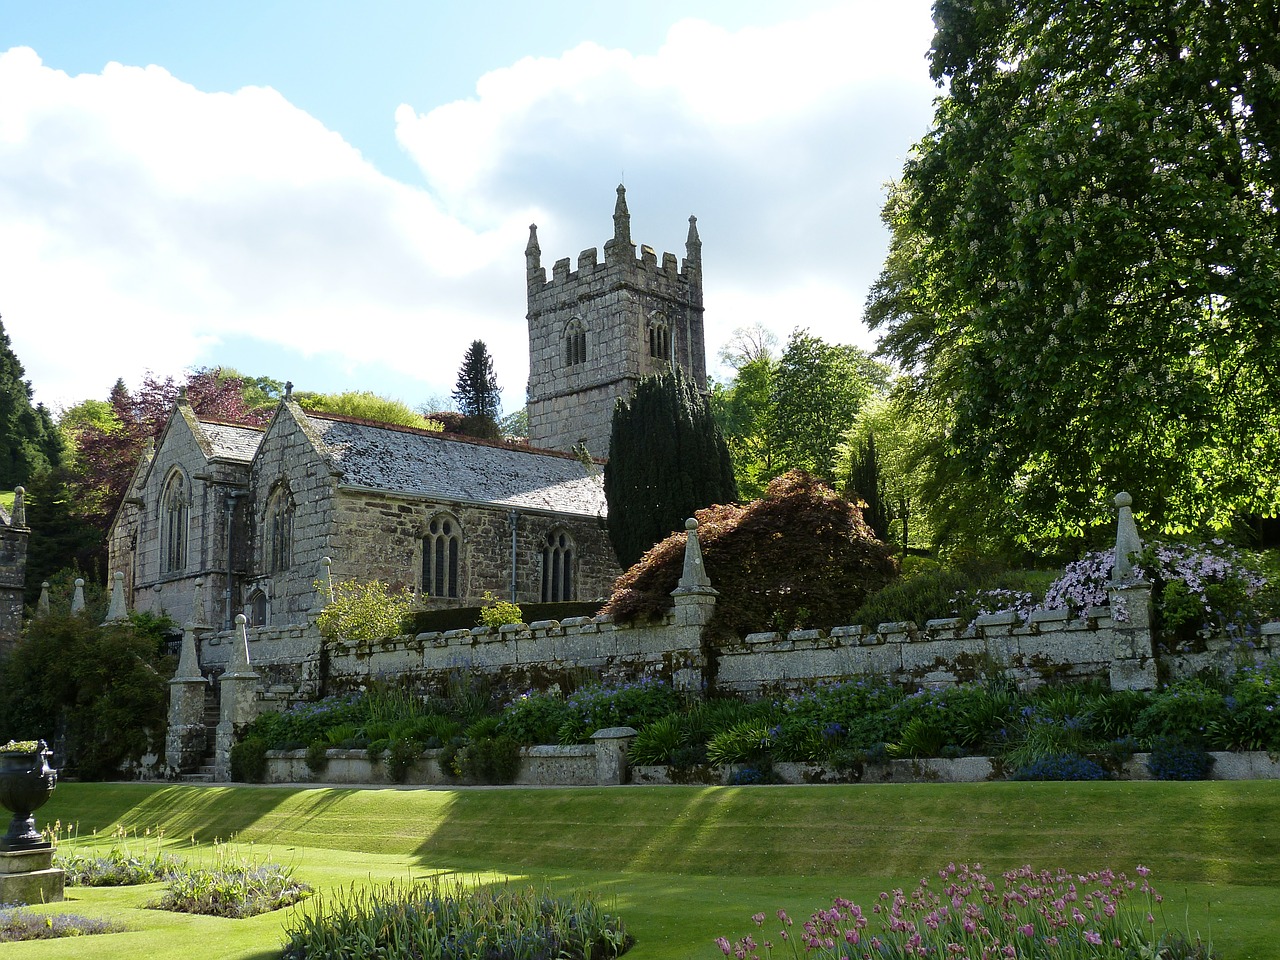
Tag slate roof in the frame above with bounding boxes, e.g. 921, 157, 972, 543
304, 413, 607, 518
198, 420, 265, 463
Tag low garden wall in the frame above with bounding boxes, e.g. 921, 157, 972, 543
258, 747, 1280, 787
264, 742, 602, 787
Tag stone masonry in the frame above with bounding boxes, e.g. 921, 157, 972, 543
0, 488, 29, 656
525, 185, 707, 458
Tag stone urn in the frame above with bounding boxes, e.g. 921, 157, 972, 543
0, 741, 57, 851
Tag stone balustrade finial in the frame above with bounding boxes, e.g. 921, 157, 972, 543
1113, 491, 1143, 582
103, 571, 128, 623
70, 578, 85, 615
10, 486, 25, 529
674, 518, 714, 593
36, 582, 49, 618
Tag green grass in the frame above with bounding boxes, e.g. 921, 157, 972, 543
18, 780, 1280, 959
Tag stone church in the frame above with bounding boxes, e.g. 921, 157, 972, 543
106, 187, 708, 629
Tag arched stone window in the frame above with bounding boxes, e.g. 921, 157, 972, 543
265, 484, 294, 574
541, 529, 575, 602
563, 318, 587, 366
648, 319, 669, 361
160, 469, 189, 574
423, 514, 462, 599
247, 586, 269, 627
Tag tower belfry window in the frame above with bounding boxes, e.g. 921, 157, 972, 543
648, 320, 669, 360
564, 319, 587, 366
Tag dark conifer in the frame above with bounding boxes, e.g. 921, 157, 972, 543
604, 367, 737, 569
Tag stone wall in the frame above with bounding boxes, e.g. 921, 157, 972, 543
0, 490, 28, 656
327, 490, 617, 608
246, 402, 341, 625
111, 406, 255, 631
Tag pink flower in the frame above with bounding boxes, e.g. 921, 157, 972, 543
1084, 930, 1103, 946
1136, 865, 1150, 877
715, 937, 732, 955
1018, 923, 1034, 937
752, 913, 765, 926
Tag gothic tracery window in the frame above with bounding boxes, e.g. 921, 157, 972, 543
160, 470, 189, 574
564, 319, 587, 366
541, 529, 575, 602
648, 319, 669, 361
265, 485, 294, 574
423, 515, 462, 599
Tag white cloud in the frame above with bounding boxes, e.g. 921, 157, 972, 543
0, 2, 938, 413
0, 45, 531, 409
396, 1, 937, 359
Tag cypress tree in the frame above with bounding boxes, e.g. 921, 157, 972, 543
604, 367, 738, 569
847, 432, 894, 543
0, 315, 61, 489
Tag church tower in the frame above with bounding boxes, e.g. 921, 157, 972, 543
525, 185, 707, 457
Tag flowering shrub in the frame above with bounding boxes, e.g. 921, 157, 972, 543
1146, 738, 1213, 781
1011, 753, 1110, 781
478, 591, 524, 627
715, 863, 1204, 960
316, 579, 417, 643
554, 678, 680, 745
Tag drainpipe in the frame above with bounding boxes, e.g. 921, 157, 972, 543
508, 509, 519, 602
224, 491, 243, 631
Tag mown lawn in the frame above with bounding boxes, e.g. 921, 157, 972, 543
11, 779, 1278, 959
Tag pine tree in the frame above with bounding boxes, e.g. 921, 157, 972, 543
0, 315, 62, 489
604, 367, 738, 569
452, 340, 501, 420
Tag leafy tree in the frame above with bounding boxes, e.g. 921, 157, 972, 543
21, 467, 105, 601
0, 609, 174, 779
60, 369, 270, 555
867, 0, 1280, 544
0, 315, 62, 489
710, 355, 778, 499
770, 329, 889, 483
604, 367, 738, 569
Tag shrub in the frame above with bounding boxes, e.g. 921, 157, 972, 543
555, 679, 681, 744
1147, 738, 1214, 781
706, 719, 775, 766
1134, 678, 1228, 744
150, 858, 313, 918
281, 878, 632, 960
386, 737, 423, 783
497, 688, 571, 746
304, 740, 330, 775
316, 578, 416, 643
56, 824, 183, 886
229, 736, 269, 783
602, 471, 897, 637
1011, 753, 1110, 781
0, 611, 174, 779
479, 591, 524, 627
457, 735, 521, 784
627, 713, 686, 765
0, 907, 125, 941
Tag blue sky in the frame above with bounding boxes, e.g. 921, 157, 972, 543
0, 1, 938, 415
